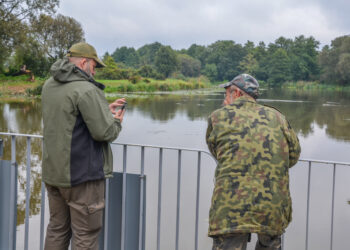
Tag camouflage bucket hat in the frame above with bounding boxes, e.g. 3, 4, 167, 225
66, 42, 106, 68
219, 73, 259, 99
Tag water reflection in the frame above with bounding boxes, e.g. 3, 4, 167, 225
0, 88, 350, 228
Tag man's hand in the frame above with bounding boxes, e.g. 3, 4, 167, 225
109, 98, 126, 122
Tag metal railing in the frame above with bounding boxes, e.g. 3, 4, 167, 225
1, 132, 350, 250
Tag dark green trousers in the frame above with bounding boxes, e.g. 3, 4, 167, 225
44, 179, 105, 250
212, 233, 282, 250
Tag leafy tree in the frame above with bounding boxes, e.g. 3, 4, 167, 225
154, 46, 178, 77
95, 56, 133, 80
319, 35, 350, 85
336, 53, 350, 85
206, 40, 246, 81
202, 63, 218, 82
177, 54, 201, 77
12, 38, 51, 77
31, 14, 85, 59
267, 48, 291, 86
186, 44, 208, 68
137, 65, 163, 79
0, 0, 59, 70
137, 42, 162, 65
238, 53, 259, 76
289, 36, 320, 81
112, 46, 139, 68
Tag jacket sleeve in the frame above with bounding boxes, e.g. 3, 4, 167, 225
77, 88, 122, 142
282, 118, 301, 168
206, 116, 217, 157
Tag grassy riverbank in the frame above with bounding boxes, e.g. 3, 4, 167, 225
0, 75, 211, 97
2, 75, 350, 99
284, 81, 350, 91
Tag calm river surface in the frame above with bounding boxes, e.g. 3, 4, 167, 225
1, 88, 350, 250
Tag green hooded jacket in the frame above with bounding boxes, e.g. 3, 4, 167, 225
206, 95, 301, 236
42, 58, 122, 187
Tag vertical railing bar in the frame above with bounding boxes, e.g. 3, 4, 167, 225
39, 181, 45, 250
138, 146, 145, 250
24, 137, 31, 250
175, 150, 182, 250
104, 178, 110, 250
194, 151, 201, 250
121, 145, 127, 250
281, 234, 285, 250
40, 136, 45, 250
156, 148, 163, 250
330, 163, 336, 250
305, 161, 312, 250
9, 135, 17, 250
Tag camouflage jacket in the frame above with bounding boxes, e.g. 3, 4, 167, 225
206, 95, 301, 236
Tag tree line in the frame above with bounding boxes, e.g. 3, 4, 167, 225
1, 1, 350, 86
105, 35, 350, 86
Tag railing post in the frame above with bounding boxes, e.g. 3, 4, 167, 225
0, 138, 3, 158
305, 161, 312, 250
24, 137, 31, 250
121, 145, 127, 250
194, 151, 201, 250
138, 146, 145, 250
157, 148, 163, 250
104, 178, 110, 250
175, 150, 182, 250
9, 135, 17, 250
40, 137, 45, 250
330, 164, 336, 250
40, 181, 46, 250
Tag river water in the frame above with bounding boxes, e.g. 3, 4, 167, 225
1, 88, 350, 250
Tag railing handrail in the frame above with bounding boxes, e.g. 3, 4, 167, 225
0, 132, 43, 139
2, 132, 350, 166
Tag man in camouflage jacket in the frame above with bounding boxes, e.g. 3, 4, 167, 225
206, 74, 301, 250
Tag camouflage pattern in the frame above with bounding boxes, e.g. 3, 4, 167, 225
212, 233, 249, 250
212, 233, 281, 250
219, 74, 260, 99
206, 95, 301, 237
256, 234, 281, 250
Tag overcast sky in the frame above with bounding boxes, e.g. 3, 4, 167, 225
58, 0, 350, 56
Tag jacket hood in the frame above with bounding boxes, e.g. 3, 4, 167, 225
50, 57, 94, 83
49, 57, 105, 90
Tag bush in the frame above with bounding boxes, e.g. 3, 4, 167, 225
26, 83, 43, 96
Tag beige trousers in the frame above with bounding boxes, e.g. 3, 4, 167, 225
44, 179, 105, 250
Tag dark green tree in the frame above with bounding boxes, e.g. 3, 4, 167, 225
31, 14, 85, 59
0, 0, 59, 71
177, 54, 201, 77
206, 40, 246, 81
186, 44, 208, 68
289, 35, 320, 81
202, 63, 218, 82
154, 46, 178, 77
137, 42, 163, 65
112, 46, 139, 68
319, 35, 350, 85
267, 48, 291, 86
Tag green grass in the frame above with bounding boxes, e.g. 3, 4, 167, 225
99, 77, 211, 93
0, 75, 212, 98
283, 81, 350, 91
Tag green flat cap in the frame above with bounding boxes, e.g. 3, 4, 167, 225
67, 42, 106, 68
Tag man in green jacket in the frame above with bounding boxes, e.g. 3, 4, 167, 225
206, 74, 301, 250
42, 42, 126, 250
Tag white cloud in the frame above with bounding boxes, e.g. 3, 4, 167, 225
57, 0, 350, 55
